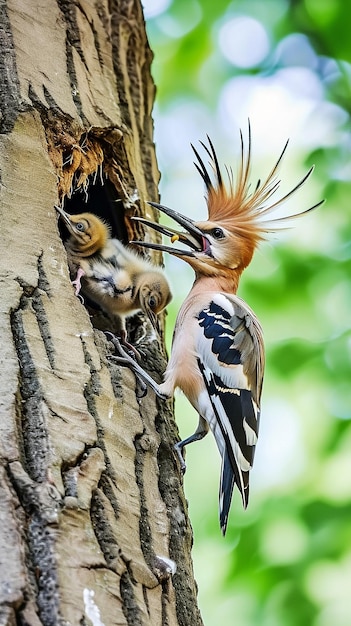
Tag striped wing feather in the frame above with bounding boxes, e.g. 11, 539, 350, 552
196, 294, 264, 534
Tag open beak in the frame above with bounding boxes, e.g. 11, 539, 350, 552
130, 202, 210, 257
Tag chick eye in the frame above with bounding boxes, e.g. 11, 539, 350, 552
76, 222, 85, 231
211, 227, 225, 239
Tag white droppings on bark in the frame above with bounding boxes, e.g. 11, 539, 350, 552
83, 588, 105, 626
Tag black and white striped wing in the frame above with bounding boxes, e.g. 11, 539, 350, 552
196, 293, 264, 534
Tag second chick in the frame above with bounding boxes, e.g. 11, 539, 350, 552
56, 206, 172, 338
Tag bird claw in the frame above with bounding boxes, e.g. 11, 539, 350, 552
135, 379, 148, 399
105, 332, 149, 397
108, 333, 146, 397
104, 331, 167, 401
106, 345, 148, 397
174, 442, 187, 475
105, 331, 138, 362
119, 330, 141, 361
72, 267, 86, 296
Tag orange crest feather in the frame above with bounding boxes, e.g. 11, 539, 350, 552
192, 121, 323, 243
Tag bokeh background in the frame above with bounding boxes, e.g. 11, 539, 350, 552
142, 1, 351, 624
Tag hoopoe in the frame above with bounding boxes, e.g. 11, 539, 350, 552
112, 124, 323, 535
55, 207, 172, 339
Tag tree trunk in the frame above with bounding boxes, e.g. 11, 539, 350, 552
0, 1, 203, 624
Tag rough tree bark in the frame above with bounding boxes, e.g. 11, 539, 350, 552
0, 1, 204, 625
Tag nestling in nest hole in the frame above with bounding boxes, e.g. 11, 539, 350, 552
56, 160, 171, 345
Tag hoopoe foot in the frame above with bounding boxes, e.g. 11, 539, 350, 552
105, 331, 138, 364
72, 267, 86, 296
105, 331, 140, 362
118, 333, 147, 398
105, 332, 168, 401
104, 332, 147, 398
105, 331, 147, 398
119, 329, 141, 361
174, 442, 187, 475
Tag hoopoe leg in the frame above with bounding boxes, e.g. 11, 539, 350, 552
105, 332, 169, 401
174, 416, 209, 474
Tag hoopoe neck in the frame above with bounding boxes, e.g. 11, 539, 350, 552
190, 271, 241, 296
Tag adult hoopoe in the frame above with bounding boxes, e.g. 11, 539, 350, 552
110, 125, 323, 534
55, 207, 172, 339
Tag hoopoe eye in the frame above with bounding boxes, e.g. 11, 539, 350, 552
76, 222, 85, 232
149, 296, 157, 309
211, 227, 225, 239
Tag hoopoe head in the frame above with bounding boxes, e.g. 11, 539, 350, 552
136, 271, 172, 333
131, 123, 323, 280
55, 207, 109, 257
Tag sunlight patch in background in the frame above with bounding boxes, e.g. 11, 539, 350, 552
218, 16, 270, 67
142, 0, 171, 19
260, 517, 309, 564
305, 555, 351, 626
252, 399, 305, 490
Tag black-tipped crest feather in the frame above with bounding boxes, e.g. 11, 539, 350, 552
191, 121, 323, 239
191, 144, 212, 190
199, 134, 223, 187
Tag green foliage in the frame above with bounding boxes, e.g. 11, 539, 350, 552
144, 1, 351, 624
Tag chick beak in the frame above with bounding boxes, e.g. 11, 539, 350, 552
130, 202, 208, 257
55, 205, 72, 226
54, 205, 79, 237
139, 293, 161, 335
146, 308, 161, 335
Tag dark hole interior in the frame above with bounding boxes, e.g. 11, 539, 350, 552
60, 173, 128, 244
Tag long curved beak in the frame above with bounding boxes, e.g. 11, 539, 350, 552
130, 202, 204, 257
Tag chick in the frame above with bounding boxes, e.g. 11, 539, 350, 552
55, 206, 172, 338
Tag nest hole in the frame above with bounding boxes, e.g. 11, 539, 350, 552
58, 170, 147, 341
